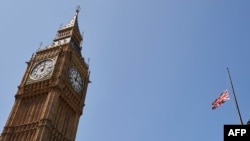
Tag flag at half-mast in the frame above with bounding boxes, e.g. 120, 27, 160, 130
212, 89, 230, 110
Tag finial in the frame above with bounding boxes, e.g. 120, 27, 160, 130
37, 42, 43, 51
86, 57, 91, 68
88, 57, 91, 64
76, 5, 81, 14
81, 31, 84, 38
59, 23, 63, 29
39, 42, 43, 48
81, 31, 84, 41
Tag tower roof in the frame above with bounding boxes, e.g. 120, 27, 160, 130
37, 6, 83, 53
52, 6, 83, 52
59, 6, 81, 32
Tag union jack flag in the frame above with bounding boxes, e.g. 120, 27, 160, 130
212, 89, 230, 110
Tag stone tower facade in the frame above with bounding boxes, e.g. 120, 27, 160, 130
0, 7, 90, 141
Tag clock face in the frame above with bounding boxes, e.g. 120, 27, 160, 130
30, 59, 54, 80
69, 67, 83, 93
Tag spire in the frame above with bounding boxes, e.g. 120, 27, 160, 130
58, 5, 81, 31
53, 6, 83, 52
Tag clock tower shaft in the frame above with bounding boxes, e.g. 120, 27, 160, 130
0, 7, 90, 141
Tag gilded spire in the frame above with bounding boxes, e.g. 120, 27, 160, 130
54, 6, 82, 41
58, 5, 81, 31
36, 6, 83, 53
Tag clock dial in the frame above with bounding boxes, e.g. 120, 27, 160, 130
30, 59, 54, 80
69, 67, 83, 93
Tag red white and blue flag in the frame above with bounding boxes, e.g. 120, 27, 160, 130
212, 89, 230, 110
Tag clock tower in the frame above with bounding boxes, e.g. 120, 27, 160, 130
0, 7, 90, 141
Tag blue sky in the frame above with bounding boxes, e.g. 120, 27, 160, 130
1, 0, 250, 141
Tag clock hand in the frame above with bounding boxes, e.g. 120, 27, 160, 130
40, 62, 46, 72
74, 77, 78, 82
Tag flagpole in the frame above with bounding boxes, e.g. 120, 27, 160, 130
226, 68, 243, 125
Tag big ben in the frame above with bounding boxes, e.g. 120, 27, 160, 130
0, 6, 90, 141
